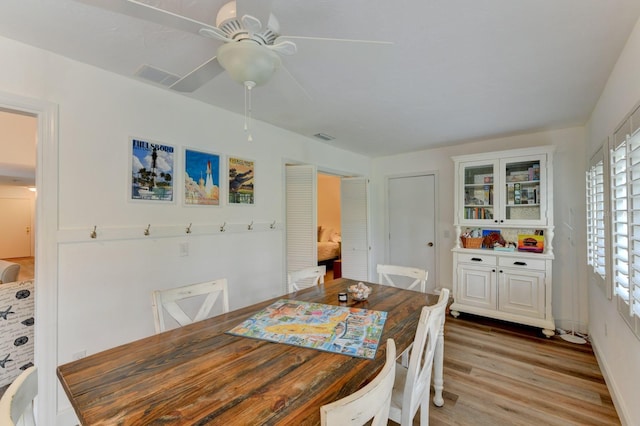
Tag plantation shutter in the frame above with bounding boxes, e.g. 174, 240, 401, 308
286, 165, 318, 287
586, 158, 606, 279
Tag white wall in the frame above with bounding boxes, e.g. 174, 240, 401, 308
586, 16, 640, 426
371, 126, 587, 332
0, 35, 371, 423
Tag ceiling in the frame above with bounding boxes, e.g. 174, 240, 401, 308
1, 0, 640, 158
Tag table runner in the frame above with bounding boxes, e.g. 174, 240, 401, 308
227, 299, 387, 359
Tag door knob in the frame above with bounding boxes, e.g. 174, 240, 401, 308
427, 242, 434, 247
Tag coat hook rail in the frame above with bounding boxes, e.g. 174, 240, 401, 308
144, 224, 151, 236
186, 223, 192, 234
270, 220, 276, 229
248, 221, 254, 231
220, 222, 226, 232
90, 226, 97, 239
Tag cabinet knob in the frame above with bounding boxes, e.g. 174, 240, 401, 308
427, 242, 434, 247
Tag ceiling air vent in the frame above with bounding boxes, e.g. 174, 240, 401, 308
313, 133, 335, 141
134, 65, 180, 87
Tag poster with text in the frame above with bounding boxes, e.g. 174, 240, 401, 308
228, 157, 254, 204
184, 148, 220, 206
130, 137, 175, 202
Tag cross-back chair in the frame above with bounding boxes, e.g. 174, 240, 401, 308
152, 278, 229, 333
377, 264, 428, 293
0, 366, 37, 426
320, 339, 396, 426
389, 288, 450, 426
287, 265, 326, 293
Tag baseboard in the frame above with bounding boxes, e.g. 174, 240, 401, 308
590, 336, 631, 426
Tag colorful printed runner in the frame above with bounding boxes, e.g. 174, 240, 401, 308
227, 299, 387, 359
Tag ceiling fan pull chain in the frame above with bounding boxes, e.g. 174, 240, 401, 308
244, 81, 255, 142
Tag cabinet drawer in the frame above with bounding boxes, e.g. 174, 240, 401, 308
498, 256, 546, 271
457, 253, 497, 265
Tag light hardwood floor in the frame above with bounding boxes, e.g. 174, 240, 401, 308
407, 314, 620, 426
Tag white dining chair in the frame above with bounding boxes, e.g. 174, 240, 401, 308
152, 278, 230, 333
320, 339, 396, 426
287, 265, 326, 293
377, 264, 428, 293
389, 288, 450, 426
0, 366, 37, 426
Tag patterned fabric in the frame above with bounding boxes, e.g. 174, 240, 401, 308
0, 280, 34, 387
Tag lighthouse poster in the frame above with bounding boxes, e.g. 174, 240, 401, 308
184, 148, 221, 206
130, 138, 175, 202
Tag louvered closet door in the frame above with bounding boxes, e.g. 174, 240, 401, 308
286, 165, 318, 288
341, 177, 369, 281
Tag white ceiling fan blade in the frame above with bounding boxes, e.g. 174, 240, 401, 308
74, 0, 219, 36
267, 40, 297, 56
276, 35, 394, 46
241, 15, 262, 35
236, 0, 274, 30
169, 56, 224, 92
280, 64, 312, 101
199, 27, 233, 43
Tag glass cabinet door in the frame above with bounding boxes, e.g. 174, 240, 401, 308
462, 162, 496, 223
502, 156, 543, 223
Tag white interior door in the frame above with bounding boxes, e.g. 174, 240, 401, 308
285, 165, 318, 285
0, 198, 31, 258
341, 177, 369, 281
387, 174, 437, 292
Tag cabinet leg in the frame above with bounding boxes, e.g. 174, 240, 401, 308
450, 310, 460, 318
542, 328, 555, 338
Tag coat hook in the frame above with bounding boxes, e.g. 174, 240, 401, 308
144, 224, 151, 236
270, 220, 276, 229
186, 223, 192, 234
248, 221, 254, 231
220, 222, 226, 232
90, 225, 97, 239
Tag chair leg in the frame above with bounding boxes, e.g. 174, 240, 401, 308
432, 326, 445, 407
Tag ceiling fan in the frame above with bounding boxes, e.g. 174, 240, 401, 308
77, 0, 391, 93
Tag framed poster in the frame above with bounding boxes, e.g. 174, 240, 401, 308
228, 156, 254, 204
184, 148, 221, 206
130, 137, 175, 202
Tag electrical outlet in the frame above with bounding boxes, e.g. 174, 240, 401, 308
180, 242, 189, 257
72, 350, 86, 360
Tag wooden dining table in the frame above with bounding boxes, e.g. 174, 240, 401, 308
57, 278, 440, 425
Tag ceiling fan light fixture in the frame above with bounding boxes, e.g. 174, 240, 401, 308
217, 42, 281, 86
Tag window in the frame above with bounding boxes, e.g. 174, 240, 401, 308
610, 112, 640, 338
586, 158, 606, 280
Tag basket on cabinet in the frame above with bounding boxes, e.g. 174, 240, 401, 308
461, 237, 483, 249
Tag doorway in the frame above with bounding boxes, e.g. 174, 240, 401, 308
0, 109, 36, 277
318, 173, 341, 281
285, 164, 369, 284
386, 173, 437, 293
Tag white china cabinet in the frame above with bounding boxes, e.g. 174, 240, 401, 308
451, 146, 555, 336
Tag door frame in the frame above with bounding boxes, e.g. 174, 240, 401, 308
283, 159, 370, 282
384, 171, 440, 292
0, 91, 59, 423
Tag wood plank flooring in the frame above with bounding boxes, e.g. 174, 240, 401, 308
396, 313, 620, 426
